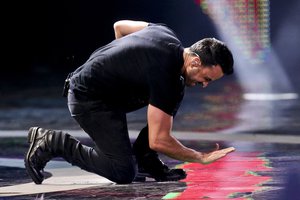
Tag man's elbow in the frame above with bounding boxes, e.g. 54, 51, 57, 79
149, 140, 164, 152
113, 21, 122, 31
113, 21, 122, 39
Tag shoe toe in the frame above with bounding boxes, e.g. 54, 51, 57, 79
24, 157, 44, 184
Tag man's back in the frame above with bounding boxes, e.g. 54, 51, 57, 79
70, 23, 185, 114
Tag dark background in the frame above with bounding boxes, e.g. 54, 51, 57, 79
3, 0, 299, 91
3, 0, 217, 90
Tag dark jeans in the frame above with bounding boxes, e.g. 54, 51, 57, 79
67, 90, 136, 184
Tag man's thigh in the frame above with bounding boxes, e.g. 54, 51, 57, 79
72, 101, 133, 158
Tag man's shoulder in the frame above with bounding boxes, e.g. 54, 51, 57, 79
148, 22, 168, 27
147, 22, 171, 32
146, 23, 180, 42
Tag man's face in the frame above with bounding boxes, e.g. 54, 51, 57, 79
184, 63, 224, 88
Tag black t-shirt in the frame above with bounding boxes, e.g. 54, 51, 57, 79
70, 23, 185, 116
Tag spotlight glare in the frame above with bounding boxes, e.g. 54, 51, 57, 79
243, 93, 299, 101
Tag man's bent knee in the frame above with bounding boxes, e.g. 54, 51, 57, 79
105, 156, 137, 184
113, 163, 137, 184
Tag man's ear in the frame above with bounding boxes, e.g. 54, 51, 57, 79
192, 58, 201, 67
192, 57, 201, 66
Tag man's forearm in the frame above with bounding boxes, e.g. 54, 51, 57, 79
113, 20, 148, 39
151, 134, 235, 165
150, 133, 203, 163
147, 104, 235, 165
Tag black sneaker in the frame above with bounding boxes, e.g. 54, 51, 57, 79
134, 152, 187, 182
24, 127, 53, 184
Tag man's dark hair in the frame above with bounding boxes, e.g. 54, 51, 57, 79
189, 38, 234, 75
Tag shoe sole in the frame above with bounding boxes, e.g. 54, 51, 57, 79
24, 127, 44, 184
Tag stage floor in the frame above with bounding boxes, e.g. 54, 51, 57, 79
1, 80, 300, 199
0, 133, 300, 200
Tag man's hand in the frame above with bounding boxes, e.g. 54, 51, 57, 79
199, 143, 235, 165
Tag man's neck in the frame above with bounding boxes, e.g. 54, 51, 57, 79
181, 48, 190, 74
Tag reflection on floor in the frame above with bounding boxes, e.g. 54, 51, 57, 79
0, 137, 300, 200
